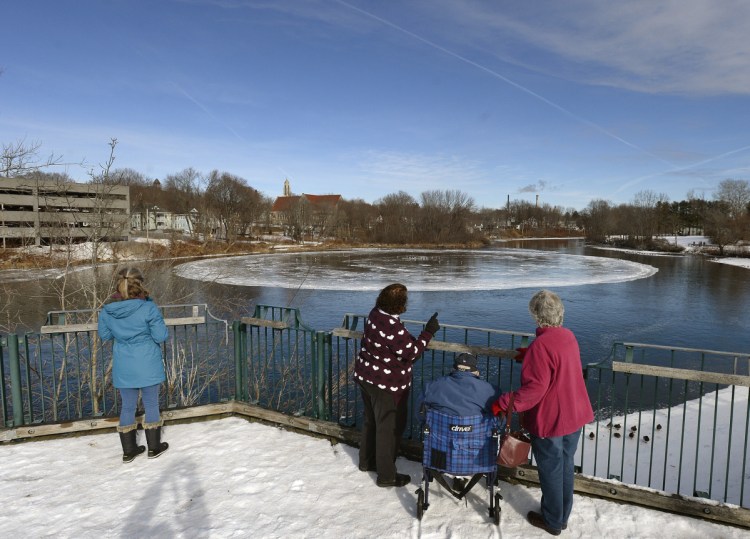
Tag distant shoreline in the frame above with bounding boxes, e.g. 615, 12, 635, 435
1, 235, 748, 282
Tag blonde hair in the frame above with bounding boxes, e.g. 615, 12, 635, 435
528, 289, 564, 327
116, 267, 150, 299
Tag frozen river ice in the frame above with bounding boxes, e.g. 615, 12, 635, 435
169, 241, 749, 364
173, 248, 658, 291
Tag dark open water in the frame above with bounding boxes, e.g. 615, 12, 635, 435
3, 240, 749, 364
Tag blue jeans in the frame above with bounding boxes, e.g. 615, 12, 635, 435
119, 384, 161, 427
531, 428, 581, 530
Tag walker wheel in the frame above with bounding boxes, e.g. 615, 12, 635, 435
417, 489, 425, 520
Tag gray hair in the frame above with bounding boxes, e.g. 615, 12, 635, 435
528, 289, 564, 327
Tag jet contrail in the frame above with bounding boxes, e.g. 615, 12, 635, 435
335, 1, 750, 192
615, 143, 750, 193
171, 81, 245, 142
335, 0, 671, 168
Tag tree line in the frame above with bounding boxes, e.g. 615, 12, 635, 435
581, 183, 750, 254
2, 138, 749, 251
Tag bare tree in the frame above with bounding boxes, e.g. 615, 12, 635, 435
164, 167, 205, 237
704, 204, 735, 255
84, 139, 130, 263
627, 190, 669, 246
714, 179, 750, 219
0, 283, 21, 333
280, 197, 311, 242
703, 180, 750, 249
509, 200, 538, 235
1, 139, 64, 178
420, 189, 476, 243
582, 199, 614, 243
108, 167, 151, 187
205, 170, 262, 241
374, 191, 419, 244
336, 198, 377, 241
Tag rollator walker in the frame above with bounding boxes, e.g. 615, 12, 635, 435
416, 408, 503, 525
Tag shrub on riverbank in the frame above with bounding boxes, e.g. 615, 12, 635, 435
0, 238, 271, 270
602, 236, 684, 253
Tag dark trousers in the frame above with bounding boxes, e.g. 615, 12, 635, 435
358, 382, 409, 481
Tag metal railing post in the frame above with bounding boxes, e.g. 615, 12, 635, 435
313, 331, 329, 420
8, 334, 24, 427
233, 321, 246, 402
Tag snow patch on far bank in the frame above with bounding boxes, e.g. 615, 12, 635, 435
593, 235, 750, 270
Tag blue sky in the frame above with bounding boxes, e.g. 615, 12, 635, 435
2, 0, 749, 211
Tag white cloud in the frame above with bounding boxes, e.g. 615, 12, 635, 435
423, 0, 750, 96
354, 149, 488, 188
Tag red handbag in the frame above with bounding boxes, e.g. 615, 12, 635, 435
496, 393, 532, 468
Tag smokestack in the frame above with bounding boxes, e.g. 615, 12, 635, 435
535, 194, 539, 207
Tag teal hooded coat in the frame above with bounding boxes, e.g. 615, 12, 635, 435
98, 298, 169, 389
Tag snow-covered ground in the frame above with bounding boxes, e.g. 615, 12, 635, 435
16, 237, 172, 262
713, 257, 750, 269
0, 416, 745, 539
665, 235, 750, 269
592, 235, 750, 269
578, 386, 750, 505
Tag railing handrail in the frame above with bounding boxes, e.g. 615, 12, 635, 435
331, 328, 517, 359
618, 341, 750, 358
612, 361, 750, 386
338, 312, 535, 339
40, 303, 229, 338
252, 304, 315, 331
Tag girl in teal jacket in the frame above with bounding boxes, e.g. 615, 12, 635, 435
98, 267, 170, 462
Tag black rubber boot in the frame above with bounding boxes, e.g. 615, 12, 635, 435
118, 429, 145, 463
145, 426, 169, 459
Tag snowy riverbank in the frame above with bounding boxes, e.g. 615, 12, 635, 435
0, 417, 746, 538
591, 235, 750, 269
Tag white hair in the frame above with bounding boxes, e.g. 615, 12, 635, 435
528, 289, 564, 327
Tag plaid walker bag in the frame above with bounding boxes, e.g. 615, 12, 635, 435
423, 409, 499, 475
417, 408, 504, 524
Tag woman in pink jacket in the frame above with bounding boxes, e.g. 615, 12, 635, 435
493, 290, 593, 536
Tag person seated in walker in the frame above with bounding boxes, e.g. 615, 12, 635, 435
420, 353, 499, 417
419, 353, 500, 490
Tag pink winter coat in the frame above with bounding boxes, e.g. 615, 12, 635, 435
494, 326, 593, 438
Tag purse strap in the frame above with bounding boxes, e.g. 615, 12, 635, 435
503, 393, 515, 435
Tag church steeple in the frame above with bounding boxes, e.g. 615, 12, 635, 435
283, 178, 291, 196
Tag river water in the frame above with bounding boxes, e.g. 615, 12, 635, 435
3, 239, 749, 364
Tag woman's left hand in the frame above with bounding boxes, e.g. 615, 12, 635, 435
491, 400, 504, 416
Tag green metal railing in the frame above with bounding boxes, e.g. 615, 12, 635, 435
1, 304, 232, 427
233, 305, 323, 417
330, 313, 533, 438
583, 342, 750, 506
2, 306, 750, 510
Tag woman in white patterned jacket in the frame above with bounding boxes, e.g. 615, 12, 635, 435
354, 283, 439, 487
